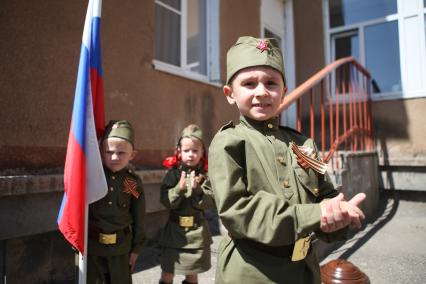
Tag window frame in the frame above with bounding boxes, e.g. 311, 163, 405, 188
323, 0, 426, 101
153, 0, 221, 86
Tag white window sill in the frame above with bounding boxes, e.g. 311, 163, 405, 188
369, 90, 426, 101
152, 60, 222, 88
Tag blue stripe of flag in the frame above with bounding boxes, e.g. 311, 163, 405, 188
71, 44, 90, 152
90, 17, 102, 76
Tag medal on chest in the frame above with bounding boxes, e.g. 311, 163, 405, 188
123, 176, 140, 198
291, 142, 327, 175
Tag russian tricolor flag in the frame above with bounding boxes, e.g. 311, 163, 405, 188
58, 0, 107, 256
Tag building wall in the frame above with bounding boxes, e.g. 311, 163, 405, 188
293, 0, 325, 85
220, 0, 261, 83
0, 0, 262, 173
373, 98, 426, 165
0, 0, 88, 172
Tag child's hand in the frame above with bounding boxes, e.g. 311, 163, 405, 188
194, 174, 206, 186
191, 171, 203, 188
187, 171, 198, 195
320, 193, 366, 233
320, 193, 348, 232
341, 193, 366, 229
129, 252, 139, 272
178, 172, 188, 193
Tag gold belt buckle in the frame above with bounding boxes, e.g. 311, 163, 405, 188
179, 216, 194, 227
291, 235, 312, 261
99, 233, 117, 245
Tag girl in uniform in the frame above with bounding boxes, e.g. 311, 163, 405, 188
159, 124, 214, 284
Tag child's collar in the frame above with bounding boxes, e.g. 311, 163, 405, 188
104, 165, 129, 175
179, 163, 204, 173
240, 115, 279, 132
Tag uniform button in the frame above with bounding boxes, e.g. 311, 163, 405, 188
313, 188, 319, 195
123, 204, 126, 207
283, 180, 290, 188
110, 187, 114, 191
267, 123, 273, 129
108, 201, 112, 205
276, 156, 286, 165
112, 176, 116, 180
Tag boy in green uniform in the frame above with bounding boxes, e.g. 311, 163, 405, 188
209, 36, 366, 283
88, 120, 146, 284
159, 124, 215, 284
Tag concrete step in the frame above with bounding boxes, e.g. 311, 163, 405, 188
379, 165, 426, 191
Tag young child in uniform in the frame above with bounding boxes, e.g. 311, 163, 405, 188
159, 124, 215, 284
209, 36, 367, 284
87, 120, 146, 284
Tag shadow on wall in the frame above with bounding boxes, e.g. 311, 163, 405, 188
372, 100, 409, 190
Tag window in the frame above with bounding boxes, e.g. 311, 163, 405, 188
364, 21, 401, 93
154, 0, 220, 84
329, 0, 397, 28
264, 28, 282, 49
332, 31, 359, 60
325, 0, 426, 100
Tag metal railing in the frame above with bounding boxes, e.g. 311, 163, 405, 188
279, 56, 375, 170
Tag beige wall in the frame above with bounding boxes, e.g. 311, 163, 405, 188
0, 0, 87, 171
293, 0, 325, 85
220, 0, 261, 83
373, 98, 426, 165
0, 0, 263, 172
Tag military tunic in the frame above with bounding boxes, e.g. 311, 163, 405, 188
209, 116, 346, 284
159, 164, 214, 274
87, 166, 146, 284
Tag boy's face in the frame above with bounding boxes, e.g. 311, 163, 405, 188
101, 137, 136, 173
179, 137, 204, 168
223, 66, 287, 121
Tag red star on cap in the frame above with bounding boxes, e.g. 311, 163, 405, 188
256, 40, 269, 52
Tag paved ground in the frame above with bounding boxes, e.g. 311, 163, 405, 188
321, 190, 426, 284
132, 191, 426, 283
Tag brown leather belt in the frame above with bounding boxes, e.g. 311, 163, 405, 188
169, 212, 202, 228
230, 233, 294, 257
89, 226, 131, 245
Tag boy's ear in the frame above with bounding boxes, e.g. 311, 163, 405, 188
281, 86, 288, 101
223, 85, 235, 105
129, 150, 137, 161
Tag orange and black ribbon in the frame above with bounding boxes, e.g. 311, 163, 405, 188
291, 142, 327, 175
123, 176, 140, 199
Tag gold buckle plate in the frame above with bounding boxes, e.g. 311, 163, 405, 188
99, 233, 117, 244
179, 216, 194, 227
291, 236, 311, 261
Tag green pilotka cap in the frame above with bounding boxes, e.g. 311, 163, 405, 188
103, 120, 135, 146
180, 124, 204, 144
226, 36, 286, 85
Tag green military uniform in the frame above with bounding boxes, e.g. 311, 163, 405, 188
87, 120, 146, 284
159, 164, 214, 274
209, 116, 346, 283
159, 125, 215, 275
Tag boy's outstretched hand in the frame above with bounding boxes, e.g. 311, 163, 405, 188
320, 192, 366, 233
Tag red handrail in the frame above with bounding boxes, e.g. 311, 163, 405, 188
279, 56, 374, 169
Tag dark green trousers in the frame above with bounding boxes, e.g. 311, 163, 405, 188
87, 253, 132, 284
